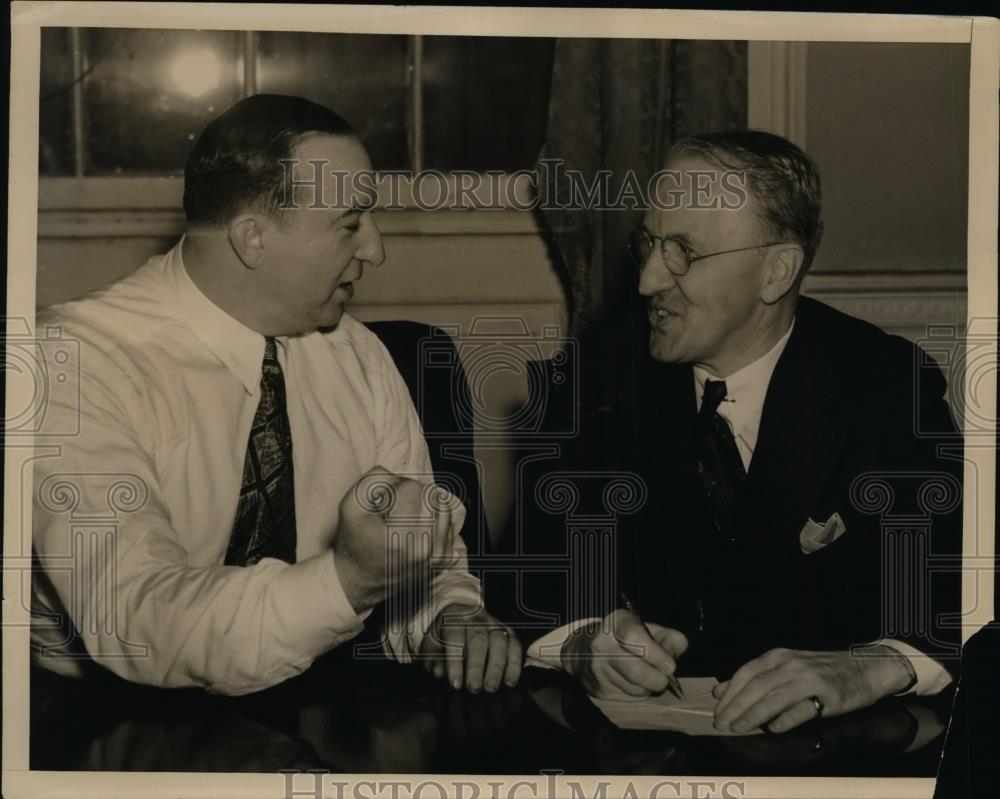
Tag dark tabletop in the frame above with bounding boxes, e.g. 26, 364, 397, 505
31, 643, 953, 777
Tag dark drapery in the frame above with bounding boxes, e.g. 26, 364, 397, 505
535, 39, 747, 335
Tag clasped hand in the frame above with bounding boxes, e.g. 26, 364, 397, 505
333, 466, 464, 612
333, 467, 523, 693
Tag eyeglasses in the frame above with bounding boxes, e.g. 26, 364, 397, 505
628, 227, 786, 277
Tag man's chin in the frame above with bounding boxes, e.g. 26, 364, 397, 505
316, 303, 347, 332
648, 331, 684, 363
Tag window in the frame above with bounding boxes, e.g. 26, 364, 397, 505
38, 28, 555, 177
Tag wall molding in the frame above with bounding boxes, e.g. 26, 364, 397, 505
36, 176, 968, 345
803, 290, 966, 332
36, 175, 548, 237
803, 271, 967, 295
35, 205, 968, 299
37, 174, 539, 214
748, 41, 808, 147
36, 208, 547, 238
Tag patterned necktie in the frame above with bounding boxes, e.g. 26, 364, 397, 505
695, 379, 747, 545
225, 336, 297, 566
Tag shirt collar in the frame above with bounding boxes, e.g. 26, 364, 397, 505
164, 237, 269, 395
693, 319, 795, 438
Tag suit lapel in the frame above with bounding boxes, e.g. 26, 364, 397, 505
627, 300, 850, 636
745, 300, 849, 562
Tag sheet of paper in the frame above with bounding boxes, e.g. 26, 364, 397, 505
590, 677, 762, 736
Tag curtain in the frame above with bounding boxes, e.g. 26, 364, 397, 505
535, 39, 747, 335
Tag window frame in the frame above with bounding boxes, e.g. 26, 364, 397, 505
39, 28, 552, 220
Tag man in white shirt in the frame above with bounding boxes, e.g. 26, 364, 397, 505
31, 94, 522, 696
522, 130, 962, 733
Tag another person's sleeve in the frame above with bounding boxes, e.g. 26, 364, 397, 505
858, 338, 964, 692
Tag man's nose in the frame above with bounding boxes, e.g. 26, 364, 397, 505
637, 254, 676, 297
355, 214, 385, 267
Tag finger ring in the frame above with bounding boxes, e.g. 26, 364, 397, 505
487, 627, 509, 637
808, 695, 825, 718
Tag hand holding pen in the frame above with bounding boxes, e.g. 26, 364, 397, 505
619, 591, 685, 699
559, 597, 690, 702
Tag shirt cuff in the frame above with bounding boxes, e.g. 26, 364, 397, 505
280, 550, 370, 642
876, 638, 954, 696
381, 570, 482, 662
526, 618, 602, 670
903, 704, 947, 753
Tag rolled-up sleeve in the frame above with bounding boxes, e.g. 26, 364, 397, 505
32, 343, 366, 695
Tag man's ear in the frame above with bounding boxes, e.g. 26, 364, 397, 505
227, 214, 267, 269
760, 244, 804, 304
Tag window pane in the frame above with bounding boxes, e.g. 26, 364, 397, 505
84, 29, 242, 174
422, 36, 554, 171
257, 32, 409, 170
39, 27, 75, 175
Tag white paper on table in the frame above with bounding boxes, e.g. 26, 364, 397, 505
589, 677, 763, 736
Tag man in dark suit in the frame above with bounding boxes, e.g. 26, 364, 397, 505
521, 130, 963, 734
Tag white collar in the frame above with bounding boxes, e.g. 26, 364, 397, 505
164, 237, 270, 395
692, 320, 795, 439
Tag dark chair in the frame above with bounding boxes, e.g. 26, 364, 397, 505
365, 320, 489, 559
489, 312, 649, 645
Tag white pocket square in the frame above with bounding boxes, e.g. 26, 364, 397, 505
800, 512, 847, 554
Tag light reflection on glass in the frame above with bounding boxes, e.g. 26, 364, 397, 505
39, 28, 556, 176
83, 29, 241, 174
169, 48, 222, 98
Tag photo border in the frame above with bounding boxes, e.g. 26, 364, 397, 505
5, 3, 998, 798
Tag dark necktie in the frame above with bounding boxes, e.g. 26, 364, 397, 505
695, 379, 747, 544
225, 336, 297, 566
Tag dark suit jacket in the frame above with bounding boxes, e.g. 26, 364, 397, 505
503, 296, 964, 680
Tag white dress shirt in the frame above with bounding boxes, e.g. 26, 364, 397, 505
691, 321, 794, 473
31, 240, 480, 695
529, 320, 951, 695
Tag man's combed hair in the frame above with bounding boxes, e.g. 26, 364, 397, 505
668, 129, 824, 273
183, 94, 358, 227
